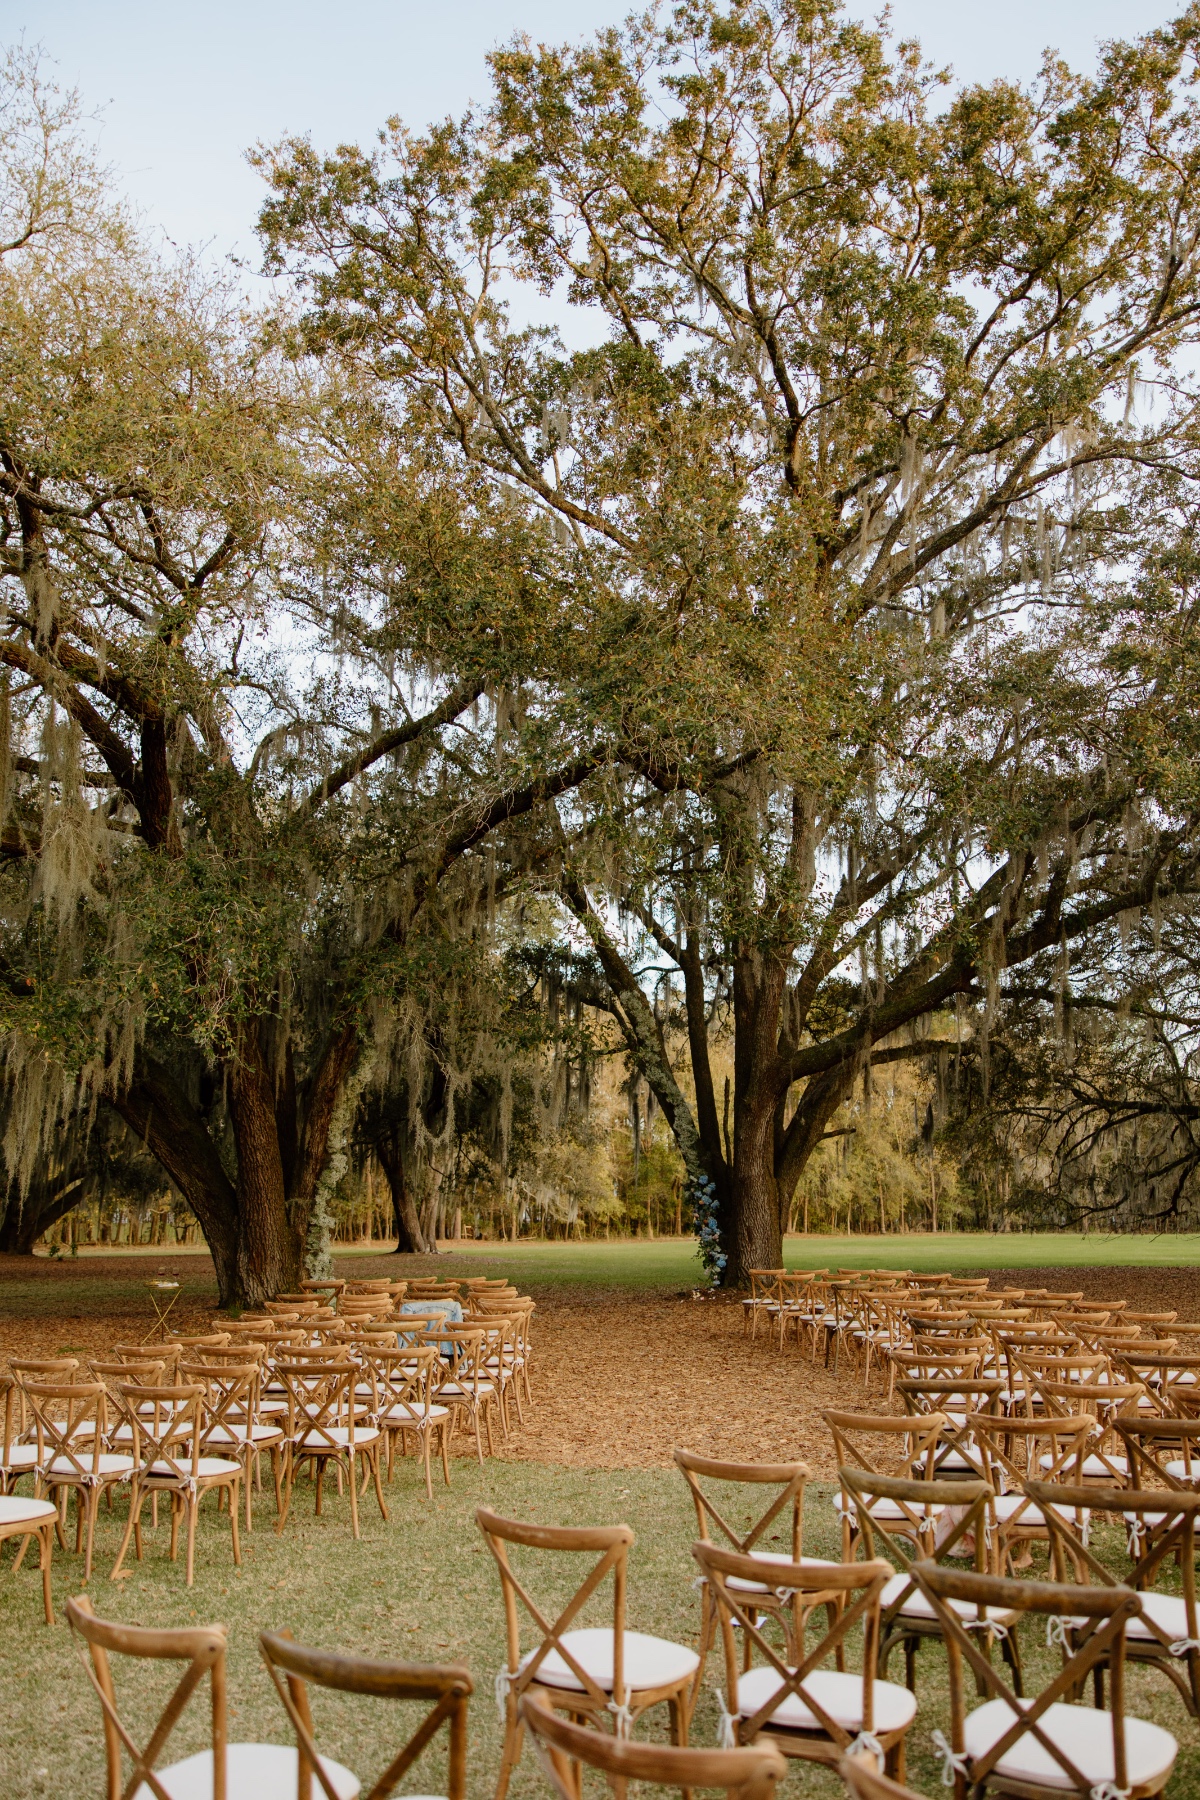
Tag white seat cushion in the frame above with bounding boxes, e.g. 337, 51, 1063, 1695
836, 1496, 946, 1523
726, 1552, 840, 1594
962, 1698, 1176, 1791
131, 1742, 359, 1800
521, 1627, 699, 1693
0, 1494, 56, 1525
1089, 1590, 1194, 1645
1038, 1452, 1128, 1478
734, 1665, 917, 1734
204, 1425, 285, 1445
437, 1382, 495, 1398
880, 1574, 1015, 1626
2, 1444, 38, 1467
1165, 1459, 1200, 1482
378, 1405, 450, 1424
295, 1426, 380, 1449
45, 1454, 134, 1478
991, 1493, 1048, 1524
146, 1457, 241, 1480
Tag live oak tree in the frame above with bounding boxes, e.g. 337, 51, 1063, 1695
257, 0, 1200, 1281
0, 55, 603, 1303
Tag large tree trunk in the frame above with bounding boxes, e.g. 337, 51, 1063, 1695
229, 1032, 301, 1306
114, 1066, 242, 1306
725, 950, 788, 1284
0, 1176, 85, 1254
376, 1128, 429, 1253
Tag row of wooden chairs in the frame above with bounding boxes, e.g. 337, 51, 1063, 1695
0, 1297, 534, 1598
46, 1432, 1194, 1800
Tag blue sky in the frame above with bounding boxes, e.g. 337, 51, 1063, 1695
4, 0, 1182, 264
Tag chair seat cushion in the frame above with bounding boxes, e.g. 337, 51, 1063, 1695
437, 1382, 495, 1397
0, 1494, 56, 1525
521, 1627, 699, 1694
991, 1493, 1047, 1525
131, 1742, 360, 1800
1165, 1459, 1200, 1482
378, 1405, 450, 1424
734, 1665, 917, 1734
1038, 1452, 1128, 1478
204, 1425, 285, 1445
146, 1457, 241, 1480
45, 1454, 134, 1478
835, 1496, 946, 1523
727, 1552, 841, 1594
1, 1444, 38, 1468
962, 1698, 1177, 1791
295, 1426, 380, 1449
1060, 1590, 1194, 1645
880, 1574, 1016, 1626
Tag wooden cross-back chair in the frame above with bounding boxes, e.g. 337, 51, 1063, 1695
693, 1542, 916, 1781
109, 1382, 241, 1586
674, 1449, 840, 1679
839, 1470, 1022, 1696
182, 1358, 284, 1532
741, 1270, 785, 1341
885, 1348, 984, 1406
1024, 1478, 1200, 1717
892, 1379, 1005, 1482
260, 1628, 472, 1800
1, 1367, 41, 1494
67, 1595, 357, 1800
823, 1413, 947, 1561
0, 1373, 55, 1620
941, 1412, 1095, 1575
435, 1326, 498, 1463
477, 1505, 700, 1800
1112, 1351, 1200, 1417
912, 1562, 1178, 1800
364, 1342, 451, 1498
1115, 1414, 1200, 1492
25, 1378, 134, 1581
520, 1689, 788, 1800
274, 1359, 388, 1539
1027, 1379, 1145, 1482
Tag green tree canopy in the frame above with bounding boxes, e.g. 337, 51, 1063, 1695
257, 0, 1200, 1280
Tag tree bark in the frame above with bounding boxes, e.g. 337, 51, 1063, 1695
0, 1177, 85, 1253
376, 1127, 429, 1253
228, 1030, 299, 1305
113, 1066, 242, 1305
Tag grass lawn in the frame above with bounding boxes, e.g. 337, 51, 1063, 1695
331, 1231, 1200, 1291
4, 1459, 1200, 1800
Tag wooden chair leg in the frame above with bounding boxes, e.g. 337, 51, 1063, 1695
229, 1480, 242, 1567
370, 1450, 388, 1523
185, 1496, 198, 1587
276, 1448, 295, 1535
347, 1454, 360, 1539
110, 1480, 142, 1580
421, 1429, 433, 1500
39, 1523, 53, 1624
441, 1420, 451, 1487
493, 1699, 525, 1800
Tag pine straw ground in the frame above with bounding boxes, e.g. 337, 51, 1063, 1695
4, 1251, 1200, 1473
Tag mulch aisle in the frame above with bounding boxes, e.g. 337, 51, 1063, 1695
3, 1255, 1199, 1474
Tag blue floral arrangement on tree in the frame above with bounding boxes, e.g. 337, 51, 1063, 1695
689, 1172, 726, 1285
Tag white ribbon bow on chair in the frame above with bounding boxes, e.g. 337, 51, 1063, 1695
844, 1733, 885, 1771
931, 1728, 970, 1786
